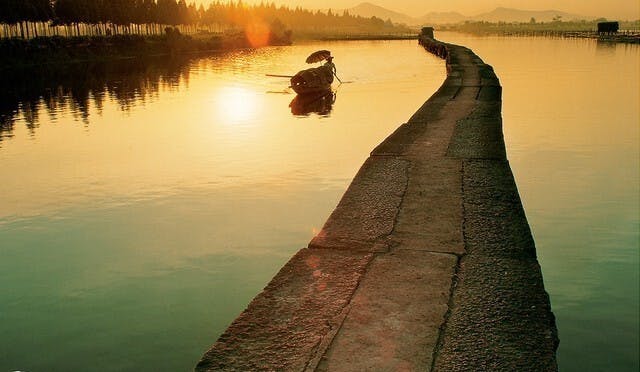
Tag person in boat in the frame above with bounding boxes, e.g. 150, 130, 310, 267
324, 56, 336, 76
323, 56, 341, 83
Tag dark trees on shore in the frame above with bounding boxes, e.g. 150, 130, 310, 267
0, 0, 408, 39
1, 0, 54, 38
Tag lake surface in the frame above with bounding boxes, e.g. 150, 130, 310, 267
439, 32, 639, 371
0, 40, 445, 371
1, 36, 638, 372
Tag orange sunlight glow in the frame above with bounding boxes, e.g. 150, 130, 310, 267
305, 255, 320, 270
245, 19, 270, 48
305, 255, 328, 292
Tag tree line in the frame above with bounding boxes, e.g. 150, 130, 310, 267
0, 0, 408, 39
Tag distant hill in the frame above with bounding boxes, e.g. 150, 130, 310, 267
471, 7, 589, 23
343, 3, 591, 26
418, 11, 467, 25
345, 2, 417, 25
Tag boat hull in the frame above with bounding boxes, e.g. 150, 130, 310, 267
290, 65, 334, 95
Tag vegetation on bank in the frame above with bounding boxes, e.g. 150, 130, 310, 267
0, 1, 411, 68
0, 27, 292, 70
1, 0, 409, 39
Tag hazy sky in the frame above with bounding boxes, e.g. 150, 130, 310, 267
195, 0, 640, 20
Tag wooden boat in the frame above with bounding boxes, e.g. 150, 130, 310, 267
290, 65, 334, 95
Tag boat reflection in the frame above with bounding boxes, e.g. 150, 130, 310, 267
289, 91, 336, 117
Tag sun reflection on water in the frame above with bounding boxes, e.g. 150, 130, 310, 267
213, 85, 262, 125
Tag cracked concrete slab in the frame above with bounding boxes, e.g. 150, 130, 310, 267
428, 158, 558, 371
447, 103, 506, 160
316, 250, 457, 372
392, 160, 464, 254
309, 156, 409, 253
432, 255, 557, 372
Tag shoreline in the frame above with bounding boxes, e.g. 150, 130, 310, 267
0, 32, 290, 71
6, 28, 634, 71
0, 33, 424, 71
295, 33, 418, 41
438, 28, 640, 44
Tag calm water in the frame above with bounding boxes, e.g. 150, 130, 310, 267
439, 32, 640, 371
1, 36, 638, 371
0, 40, 445, 371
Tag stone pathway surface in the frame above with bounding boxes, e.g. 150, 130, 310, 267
196, 36, 558, 372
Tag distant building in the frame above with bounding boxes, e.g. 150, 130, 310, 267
597, 22, 619, 34
421, 27, 434, 39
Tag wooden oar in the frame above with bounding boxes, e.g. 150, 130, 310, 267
266, 74, 295, 78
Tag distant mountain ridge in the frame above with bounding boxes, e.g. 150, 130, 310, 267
345, 2, 416, 25
473, 7, 588, 22
343, 3, 591, 25
418, 11, 467, 25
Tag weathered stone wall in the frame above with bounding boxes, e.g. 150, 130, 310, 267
196, 32, 559, 371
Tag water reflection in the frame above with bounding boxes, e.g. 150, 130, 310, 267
289, 91, 336, 116
595, 40, 617, 56
0, 57, 193, 142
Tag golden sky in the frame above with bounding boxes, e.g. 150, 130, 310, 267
196, 0, 640, 20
